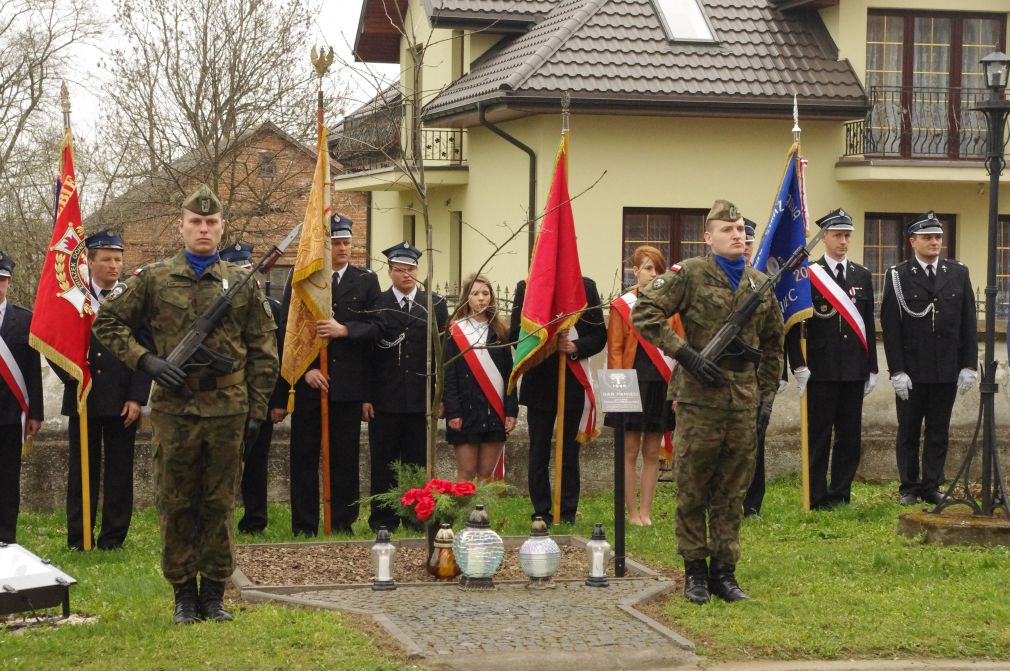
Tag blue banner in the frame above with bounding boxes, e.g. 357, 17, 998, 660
752, 146, 812, 331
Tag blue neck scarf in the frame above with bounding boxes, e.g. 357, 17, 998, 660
183, 250, 220, 278
713, 254, 746, 291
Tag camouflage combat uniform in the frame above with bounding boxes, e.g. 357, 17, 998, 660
93, 251, 278, 583
633, 254, 783, 564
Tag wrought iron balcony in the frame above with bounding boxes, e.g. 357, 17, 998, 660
420, 128, 465, 164
843, 86, 1008, 160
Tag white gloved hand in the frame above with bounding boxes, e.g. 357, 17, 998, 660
793, 367, 810, 396
777, 379, 788, 394
957, 368, 977, 394
864, 372, 877, 397
891, 372, 912, 401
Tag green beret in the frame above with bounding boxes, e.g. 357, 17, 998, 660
181, 184, 223, 216
706, 199, 742, 223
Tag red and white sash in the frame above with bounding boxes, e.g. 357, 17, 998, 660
0, 331, 29, 442
450, 319, 507, 479
808, 264, 868, 351
566, 326, 599, 444
610, 291, 676, 457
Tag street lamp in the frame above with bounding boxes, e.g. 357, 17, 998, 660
943, 52, 1010, 517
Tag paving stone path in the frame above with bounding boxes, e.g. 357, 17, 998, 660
241, 577, 698, 670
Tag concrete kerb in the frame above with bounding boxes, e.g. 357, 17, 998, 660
231, 535, 697, 667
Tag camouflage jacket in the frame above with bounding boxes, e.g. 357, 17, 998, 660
92, 251, 279, 420
632, 254, 784, 409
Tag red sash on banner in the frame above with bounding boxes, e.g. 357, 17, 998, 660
566, 326, 599, 444
450, 319, 507, 480
0, 334, 29, 441
808, 264, 868, 351
610, 291, 676, 458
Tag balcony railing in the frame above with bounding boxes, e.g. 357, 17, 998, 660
420, 128, 465, 164
843, 86, 1007, 160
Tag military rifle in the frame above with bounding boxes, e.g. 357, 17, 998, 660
166, 223, 301, 381
699, 228, 824, 366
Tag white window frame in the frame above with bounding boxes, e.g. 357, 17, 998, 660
652, 0, 718, 44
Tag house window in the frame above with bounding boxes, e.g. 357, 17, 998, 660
864, 11, 1006, 159
863, 212, 957, 315
997, 216, 1010, 320
653, 0, 715, 43
403, 214, 416, 246
258, 152, 276, 178
449, 210, 462, 294
622, 208, 706, 288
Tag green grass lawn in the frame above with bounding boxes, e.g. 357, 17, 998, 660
3, 478, 1010, 668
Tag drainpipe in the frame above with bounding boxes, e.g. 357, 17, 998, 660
478, 104, 537, 262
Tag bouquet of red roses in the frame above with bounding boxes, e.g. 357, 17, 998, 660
368, 462, 505, 529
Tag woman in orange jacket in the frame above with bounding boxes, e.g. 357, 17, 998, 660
605, 246, 684, 526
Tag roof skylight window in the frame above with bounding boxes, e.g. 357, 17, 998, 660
654, 0, 717, 42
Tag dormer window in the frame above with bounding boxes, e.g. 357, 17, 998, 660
653, 0, 716, 43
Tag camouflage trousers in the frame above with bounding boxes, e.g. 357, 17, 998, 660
150, 411, 245, 584
673, 402, 757, 564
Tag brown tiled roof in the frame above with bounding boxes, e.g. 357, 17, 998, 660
423, 0, 866, 122
423, 0, 554, 21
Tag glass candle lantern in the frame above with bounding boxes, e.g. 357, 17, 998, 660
371, 526, 396, 591
453, 504, 505, 590
427, 523, 461, 581
518, 516, 561, 589
584, 523, 610, 587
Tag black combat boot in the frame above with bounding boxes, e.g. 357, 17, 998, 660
682, 559, 710, 605
172, 578, 199, 624
199, 577, 234, 622
708, 560, 751, 602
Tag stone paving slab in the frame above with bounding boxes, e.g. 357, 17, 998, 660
241, 577, 697, 671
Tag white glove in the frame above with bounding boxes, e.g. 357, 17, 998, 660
777, 379, 788, 394
957, 368, 977, 394
891, 372, 912, 401
793, 367, 810, 396
864, 372, 877, 397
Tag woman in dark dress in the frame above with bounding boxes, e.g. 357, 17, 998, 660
444, 274, 518, 481
605, 246, 683, 526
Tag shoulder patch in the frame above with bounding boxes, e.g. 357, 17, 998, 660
262, 299, 273, 318
108, 284, 128, 301
653, 277, 666, 288
670, 263, 682, 272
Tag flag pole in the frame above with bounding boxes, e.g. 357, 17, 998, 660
61, 83, 94, 550
552, 95, 571, 524
793, 95, 811, 513
311, 47, 334, 534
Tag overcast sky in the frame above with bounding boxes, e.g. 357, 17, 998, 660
67, 0, 398, 134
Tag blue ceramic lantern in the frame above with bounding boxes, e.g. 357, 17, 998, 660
453, 504, 504, 590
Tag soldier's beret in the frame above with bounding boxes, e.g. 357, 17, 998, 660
182, 184, 223, 216
220, 242, 254, 265
330, 213, 353, 239
85, 230, 125, 251
743, 218, 757, 243
0, 250, 14, 278
815, 208, 855, 232
906, 211, 943, 236
707, 199, 742, 223
382, 241, 421, 266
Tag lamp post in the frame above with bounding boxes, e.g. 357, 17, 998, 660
947, 52, 1010, 517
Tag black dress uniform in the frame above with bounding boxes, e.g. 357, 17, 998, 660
52, 232, 153, 550
509, 277, 606, 525
367, 242, 449, 531
785, 210, 877, 509
276, 221, 381, 535
880, 212, 978, 503
0, 253, 44, 544
219, 243, 283, 535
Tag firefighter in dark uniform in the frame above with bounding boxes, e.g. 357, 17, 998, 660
219, 243, 283, 534
274, 215, 381, 535
53, 231, 153, 550
785, 209, 878, 509
366, 241, 448, 532
509, 276, 607, 526
0, 251, 43, 544
880, 211, 978, 505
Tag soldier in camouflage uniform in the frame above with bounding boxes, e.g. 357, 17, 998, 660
93, 185, 278, 624
633, 200, 783, 605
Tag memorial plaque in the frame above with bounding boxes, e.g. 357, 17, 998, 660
596, 369, 643, 413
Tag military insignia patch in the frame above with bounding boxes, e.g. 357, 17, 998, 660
262, 300, 272, 317
670, 264, 681, 272
109, 285, 127, 300
653, 277, 666, 288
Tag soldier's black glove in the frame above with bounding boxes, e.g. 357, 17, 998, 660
756, 401, 773, 442
139, 353, 186, 389
674, 345, 725, 388
243, 418, 263, 461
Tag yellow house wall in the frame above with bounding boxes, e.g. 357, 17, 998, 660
822, 0, 1010, 85
363, 112, 1008, 300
